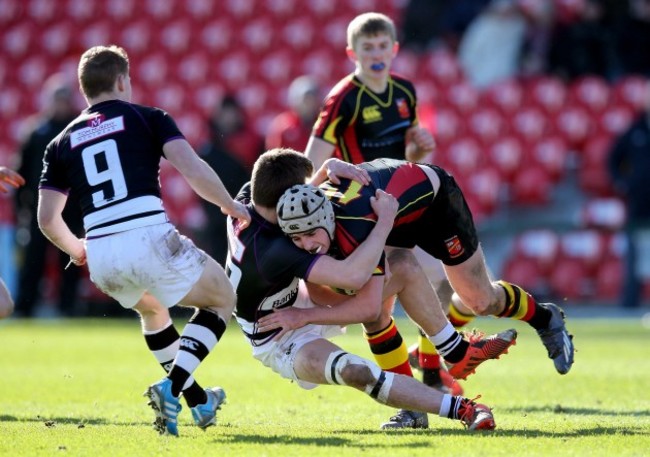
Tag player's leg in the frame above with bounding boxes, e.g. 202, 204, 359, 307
407, 248, 466, 394
0, 277, 14, 319
293, 338, 496, 431
444, 246, 574, 375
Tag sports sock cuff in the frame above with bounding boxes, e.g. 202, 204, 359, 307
430, 323, 457, 347
438, 393, 452, 418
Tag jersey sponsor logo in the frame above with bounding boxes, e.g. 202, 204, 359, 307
259, 277, 300, 311
88, 114, 106, 127
70, 116, 125, 149
396, 98, 410, 119
362, 105, 382, 123
445, 235, 465, 258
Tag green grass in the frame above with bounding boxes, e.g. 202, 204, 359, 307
1, 316, 649, 456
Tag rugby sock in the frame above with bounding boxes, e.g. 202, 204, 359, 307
417, 328, 443, 386
143, 320, 207, 407
447, 302, 476, 328
497, 280, 552, 330
167, 309, 227, 398
439, 395, 470, 420
364, 317, 413, 376
430, 323, 469, 364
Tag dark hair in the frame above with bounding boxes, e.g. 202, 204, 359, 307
251, 148, 314, 208
78, 45, 129, 99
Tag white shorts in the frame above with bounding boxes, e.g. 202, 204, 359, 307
237, 282, 345, 390
86, 222, 207, 309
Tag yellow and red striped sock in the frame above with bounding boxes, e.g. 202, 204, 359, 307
365, 317, 413, 376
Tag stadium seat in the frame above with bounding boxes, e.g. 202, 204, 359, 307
120, 21, 154, 57
596, 103, 636, 138
0, 0, 21, 24
280, 17, 317, 52
510, 106, 549, 145
559, 230, 607, 276
525, 75, 567, 115
40, 23, 72, 57
577, 134, 615, 196
159, 20, 193, 55
569, 75, 611, 115
3, 23, 35, 60
444, 81, 480, 115
510, 229, 561, 276
502, 256, 548, 297
594, 254, 623, 300
79, 21, 111, 50
548, 256, 593, 300
553, 104, 594, 152
421, 49, 464, 88
527, 135, 569, 183
509, 166, 553, 206
581, 197, 626, 231
431, 107, 465, 148
462, 165, 502, 217
481, 79, 526, 116
611, 74, 648, 112
200, 19, 235, 54
466, 107, 507, 146
443, 136, 484, 178
486, 135, 524, 183
241, 18, 276, 55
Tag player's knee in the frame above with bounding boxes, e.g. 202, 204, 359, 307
386, 248, 420, 284
323, 351, 393, 403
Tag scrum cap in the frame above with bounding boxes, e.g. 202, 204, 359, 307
277, 184, 336, 240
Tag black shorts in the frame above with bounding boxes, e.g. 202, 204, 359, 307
386, 165, 479, 266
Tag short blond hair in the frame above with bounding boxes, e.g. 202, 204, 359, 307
346, 12, 396, 49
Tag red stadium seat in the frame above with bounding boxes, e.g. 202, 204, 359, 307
3, 23, 35, 60
509, 166, 552, 206
581, 197, 626, 231
510, 106, 549, 145
280, 16, 317, 52
553, 104, 595, 151
487, 135, 524, 183
611, 74, 648, 112
569, 75, 611, 115
79, 21, 111, 50
40, 23, 72, 57
0, 0, 21, 24
578, 134, 615, 196
559, 230, 607, 276
512, 229, 561, 276
444, 81, 480, 115
525, 75, 568, 115
527, 135, 569, 183
466, 107, 507, 146
241, 18, 276, 55
596, 103, 636, 138
594, 256, 623, 300
120, 21, 154, 58
218, 51, 253, 88
481, 79, 526, 116
502, 256, 548, 297
431, 107, 465, 148
548, 256, 593, 300
200, 19, 235, 55
462, 166, 502, 217
159, 20, 193, 55
136, 52, 170, 88
421, 49, 464, 88
442, 136, 484, 178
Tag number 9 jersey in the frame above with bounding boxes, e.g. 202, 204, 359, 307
39, 99, 183, 238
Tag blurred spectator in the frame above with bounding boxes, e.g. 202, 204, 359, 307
607, 80, 650, 308
547, 0, 618, 81
13, 74, 83, 317
265, 75, 322, 152
613, 0, 650, 77
458, 0, 528, 88
0, 166, 25, 319
400, 0, 491, 52
198, 95, 263, 263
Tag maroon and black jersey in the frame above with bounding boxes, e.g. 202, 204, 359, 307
39, 100, 183, 238
312, 73, 419, 164
226, 184, 321, 345
321, 158, 479, 266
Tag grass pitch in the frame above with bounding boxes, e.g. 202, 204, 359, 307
1, 315, 649, 456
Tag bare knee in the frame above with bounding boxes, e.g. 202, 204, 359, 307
387, 249, 420, 286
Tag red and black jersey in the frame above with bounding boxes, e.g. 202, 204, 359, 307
226, 183, 320, 344
321, 158, 479, 267
39, 100, 182, 237
312, 73, 419, 164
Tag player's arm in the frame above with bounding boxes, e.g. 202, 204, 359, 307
37, 189, 86, 266
405, 125, 436, 162
308, 189, 396, 291
164, 138, 250, 228
309, 158, 370, 186
305, 136, 336, 171
256, 275, 384, 337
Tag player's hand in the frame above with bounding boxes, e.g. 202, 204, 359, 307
323, 159, 370, 185
406, 126, 436, 160
257, 307, 309, 340
0, 167, 25, 193
67, 243, 87, 268
370, 189, 398, 224
222, 201, 251, 229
